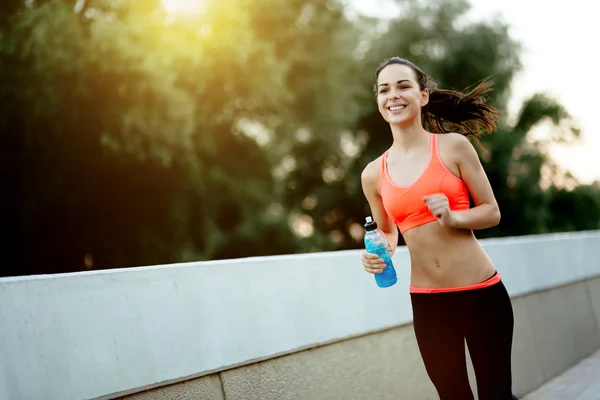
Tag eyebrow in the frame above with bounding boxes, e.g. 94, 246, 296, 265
377, 79, 411, 88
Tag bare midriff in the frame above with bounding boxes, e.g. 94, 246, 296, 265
402, 221, 496, 289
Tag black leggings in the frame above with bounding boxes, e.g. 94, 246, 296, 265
410, 277, 518, 400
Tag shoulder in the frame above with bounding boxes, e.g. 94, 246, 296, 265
437, 132, 478, 159
437, 132, 472, 149
361, 155, 384, 194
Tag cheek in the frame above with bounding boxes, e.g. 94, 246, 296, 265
408, 93, 423, 112
377, 97, 387, 114
415, 92, 426, 107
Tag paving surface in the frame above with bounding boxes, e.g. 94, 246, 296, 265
523, 350, 600, 400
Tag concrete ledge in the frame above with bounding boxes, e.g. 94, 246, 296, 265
526, 281, 599, 381
121, 277, 600, 400
123, 326, 438, 400
588, 277, 600, 341
510, 295, 546, 396
1, 230, 599, 400
511, 278, 600, 397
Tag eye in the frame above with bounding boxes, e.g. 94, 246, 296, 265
400, 85, 410, 90
378, 89, 388, 94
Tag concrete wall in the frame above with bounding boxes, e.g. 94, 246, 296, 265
510, 277, 600, 396
1, 230, 599, 400
121, 277, 600, 400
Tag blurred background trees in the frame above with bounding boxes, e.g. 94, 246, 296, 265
2, 0, 599, 277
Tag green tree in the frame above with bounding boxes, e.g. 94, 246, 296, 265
546, 183, 600, 233
0, 0, 364, 276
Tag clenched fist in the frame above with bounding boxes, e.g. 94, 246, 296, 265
423, 193, 455, 227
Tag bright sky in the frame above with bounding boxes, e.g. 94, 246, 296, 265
353, 0, 600, 184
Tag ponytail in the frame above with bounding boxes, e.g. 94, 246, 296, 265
423, 79, 500, 137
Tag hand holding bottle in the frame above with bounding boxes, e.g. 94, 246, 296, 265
361, 250, 386, 274
363, 216, 397, 288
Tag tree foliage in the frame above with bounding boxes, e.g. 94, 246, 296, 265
1, 0, 598, 276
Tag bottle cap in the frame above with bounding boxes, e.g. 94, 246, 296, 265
364, 216, 377, 231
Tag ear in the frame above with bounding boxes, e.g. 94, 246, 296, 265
420, 88, 430, 107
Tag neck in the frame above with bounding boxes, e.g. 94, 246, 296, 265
389, 120, 430, 152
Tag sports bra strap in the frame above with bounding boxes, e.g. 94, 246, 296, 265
380, 151, 388, 181
430, 133, 439, 160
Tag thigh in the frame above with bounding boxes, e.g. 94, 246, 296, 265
465, 282, 515, 400
411, 293, 474, 400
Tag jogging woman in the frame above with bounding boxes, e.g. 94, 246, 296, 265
360, 57, 518, 400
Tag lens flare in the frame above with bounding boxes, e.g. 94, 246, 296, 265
162, 0, 204, 15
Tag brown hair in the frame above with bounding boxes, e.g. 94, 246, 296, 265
374, 57, 501, 137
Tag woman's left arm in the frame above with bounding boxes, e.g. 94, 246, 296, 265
449, 134, 501, 230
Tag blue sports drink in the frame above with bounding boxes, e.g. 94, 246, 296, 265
364, 216, 397, 288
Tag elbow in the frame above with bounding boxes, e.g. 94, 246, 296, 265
490, 205, 501, 227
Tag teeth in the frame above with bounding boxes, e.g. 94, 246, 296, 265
389, 105, 406, 111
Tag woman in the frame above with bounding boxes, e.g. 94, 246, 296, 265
360, 57, 518, 400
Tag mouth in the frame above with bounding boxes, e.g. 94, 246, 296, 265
387, 104, 407, 112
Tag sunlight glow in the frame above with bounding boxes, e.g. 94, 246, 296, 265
162, 0, 204, 15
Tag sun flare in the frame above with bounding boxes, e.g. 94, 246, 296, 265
162, 0, 204, 14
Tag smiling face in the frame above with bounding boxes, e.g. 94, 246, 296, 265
376, 63, 429, 126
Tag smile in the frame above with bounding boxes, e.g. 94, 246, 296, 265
388, 105, 406, 111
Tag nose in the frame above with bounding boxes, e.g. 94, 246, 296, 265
388, 87, 401, 99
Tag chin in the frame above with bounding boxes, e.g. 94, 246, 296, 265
387, 114, 414, 126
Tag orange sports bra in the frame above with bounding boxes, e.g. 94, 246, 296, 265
380, 133, 470, 234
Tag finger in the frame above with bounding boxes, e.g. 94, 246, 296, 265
426, 197, 447, 207
423, 198, 438, 208
425, 202, 438, 212
423, 193, 443, 201
429, 200, 449, 210
431, 207, 444, 218
366, 257, 385, 267
427, 203, 441, 213
427, 206, 443, 218
364, 260, 385, 270
423, 194, 448, 205
363, 253, 380, 262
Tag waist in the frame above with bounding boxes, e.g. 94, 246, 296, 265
403, 222, 496, 288
410, 271, 501, 294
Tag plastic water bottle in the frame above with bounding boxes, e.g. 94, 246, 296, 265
364, 216, 397, 288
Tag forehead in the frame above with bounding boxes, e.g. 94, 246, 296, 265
377, 64, 417, 85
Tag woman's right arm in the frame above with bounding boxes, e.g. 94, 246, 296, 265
360, 159, 398, 274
